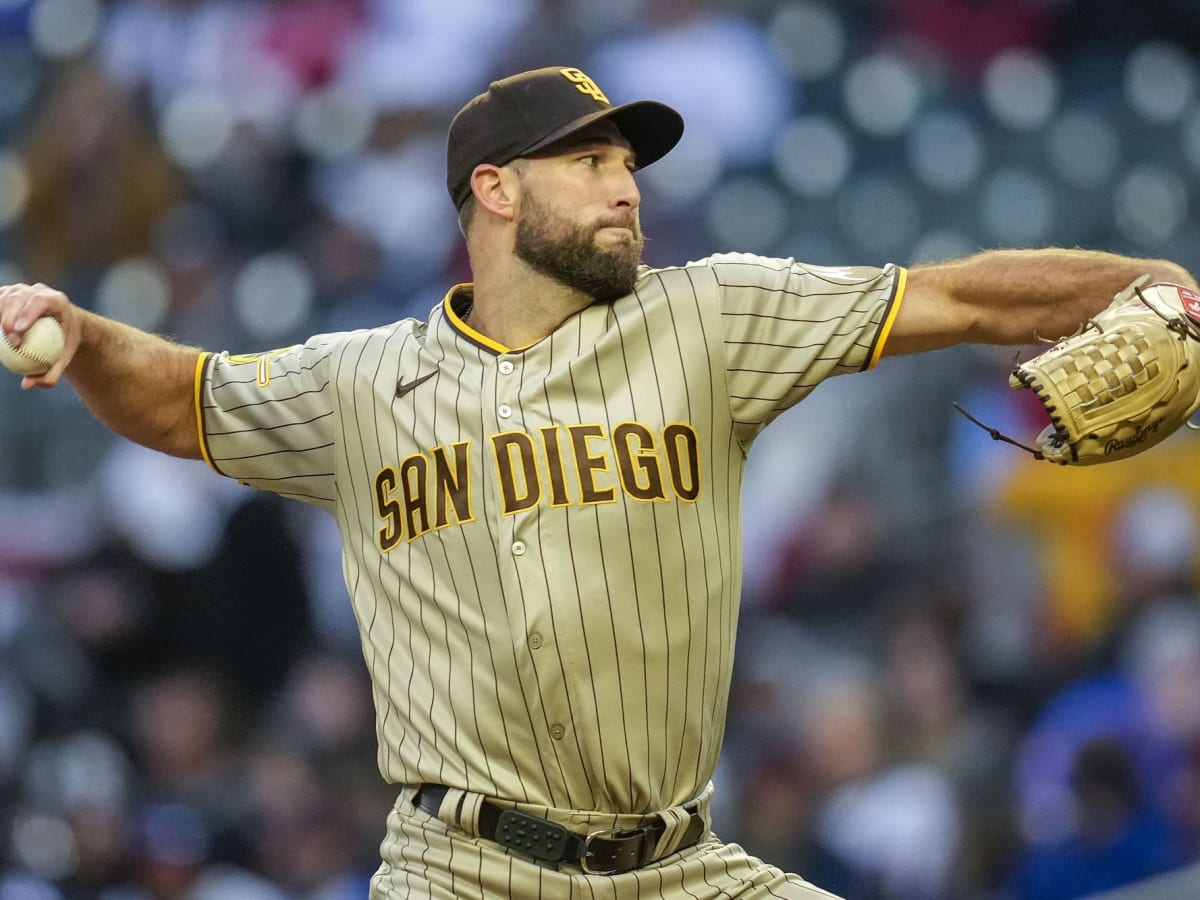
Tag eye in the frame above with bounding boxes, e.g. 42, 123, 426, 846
579, 155, 599, 167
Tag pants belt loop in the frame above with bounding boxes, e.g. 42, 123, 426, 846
456, 790, 486, 836
435, 787, 469, 829
651, 806, 694, 860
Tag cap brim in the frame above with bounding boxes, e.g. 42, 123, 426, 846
518, 100, 684, 169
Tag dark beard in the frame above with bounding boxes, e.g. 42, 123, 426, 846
514, 192, 644, 302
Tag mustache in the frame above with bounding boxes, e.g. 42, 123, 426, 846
595, 213, 641, 234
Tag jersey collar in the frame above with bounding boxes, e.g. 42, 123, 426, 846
442, 283, 511, 354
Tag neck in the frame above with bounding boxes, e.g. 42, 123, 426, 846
467, 252, 593, 350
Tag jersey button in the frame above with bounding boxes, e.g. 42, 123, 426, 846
498, 360, 514, 375
512, 541, 526, 556
498, 404, 512, 418
549, 724, 566, 740
528, 632, 543, 650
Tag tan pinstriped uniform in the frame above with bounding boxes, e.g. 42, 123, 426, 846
197, 253, 906, 898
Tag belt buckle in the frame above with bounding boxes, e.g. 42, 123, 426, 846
581, 826, 649, 875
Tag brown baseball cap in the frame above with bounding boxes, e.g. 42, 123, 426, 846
446, 66, 684, 210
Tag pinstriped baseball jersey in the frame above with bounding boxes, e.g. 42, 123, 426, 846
197, 253, 904, 818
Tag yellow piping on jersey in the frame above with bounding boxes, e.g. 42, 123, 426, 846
194, 352, 221, 473
868, 266, 907, 370
443, 283, 513, 354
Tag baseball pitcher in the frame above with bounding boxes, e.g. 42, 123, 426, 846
2, 66, 1196, 899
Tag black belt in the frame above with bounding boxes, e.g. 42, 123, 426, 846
414, 784, 705, 875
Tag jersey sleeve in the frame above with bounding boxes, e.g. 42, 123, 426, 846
710, 253, 905, 444
197, 336, 341, 511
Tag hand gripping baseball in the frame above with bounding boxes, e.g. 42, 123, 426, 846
0, 283, 79, 388
956, 275, 1200, 465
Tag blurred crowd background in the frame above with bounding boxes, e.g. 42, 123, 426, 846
2, 0, 1200, 898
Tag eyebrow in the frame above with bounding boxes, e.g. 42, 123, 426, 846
564, 135, 638, 165
535, 128, 636, 160
562, 133, 620, 150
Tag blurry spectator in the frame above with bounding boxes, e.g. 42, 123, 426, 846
1010, 736, 1182, 900
268, 651, 375, 757
19, 60, 181, 290
804, 665, 962, 899
100, 0, 315, 253
308, 123, 460, 294
103, 802, 287, 900
48, 559, 156, 698
0, 873, 63, 900
1085, 487, 1200, 674
732, 753, 860, 895
196, 492, 315, 707
14, 729, 134, 894
125, 668, 249, 854
297, 213, 391, 333
240, 734, 381, 896
258, 0, 365, 92
1174, 739, 1200, 865
101, 0, 286, 127
3, 2, 1200, 897
0, 667, 36, 786
330, 0, 535, 112
63, 802, 134, 898
995, 437, 1200, 665
760, 479, 898, 652
588, 1, 791, 168
247, 773, 369, 896
883, 605, 1018, 887
95, 444, 312, 708
1122, 605, 1200, 837
97, 442, 240, 577
1013, 605, 1200, 879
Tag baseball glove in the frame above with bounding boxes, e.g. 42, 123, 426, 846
957, 275, 1200, 465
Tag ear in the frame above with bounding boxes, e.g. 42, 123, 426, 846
470, 164, 520, 222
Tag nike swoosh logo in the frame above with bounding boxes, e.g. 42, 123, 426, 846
395, 371, 436, 398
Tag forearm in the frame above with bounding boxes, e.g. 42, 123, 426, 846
67, 309, 205, 459
893, 248, 1198, 354
0, 282, 206, 459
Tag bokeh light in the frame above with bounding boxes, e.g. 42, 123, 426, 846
1045, 108, 1121, 188
982, 49, 1060, 131
640, 131, 723, 204
980, 167, 1055, 244
159, 89, 235, 171
843, 52, 922, 137
705, 176, 790, 253
773, 115, 853, 198
29, 0, 99, 59
1113, 162, 1189, 246
838, 172, 920, 256
232, 252, 315, 342
95, 258, 172, 333
293, 86, 377, 161
906, 110, 985, 193
1124, 40, 1196, 125
768, 1, 845, 82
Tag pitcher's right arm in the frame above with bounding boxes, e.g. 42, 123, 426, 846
0, 282, 205, 459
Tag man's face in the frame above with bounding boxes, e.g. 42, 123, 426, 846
511, 124, 644, 302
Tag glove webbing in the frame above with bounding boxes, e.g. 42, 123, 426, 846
1048, 331, 1158, 413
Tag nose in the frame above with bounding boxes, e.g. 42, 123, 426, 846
612, 168, 641, 210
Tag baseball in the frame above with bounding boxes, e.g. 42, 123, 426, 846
0, 316, 65, 376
